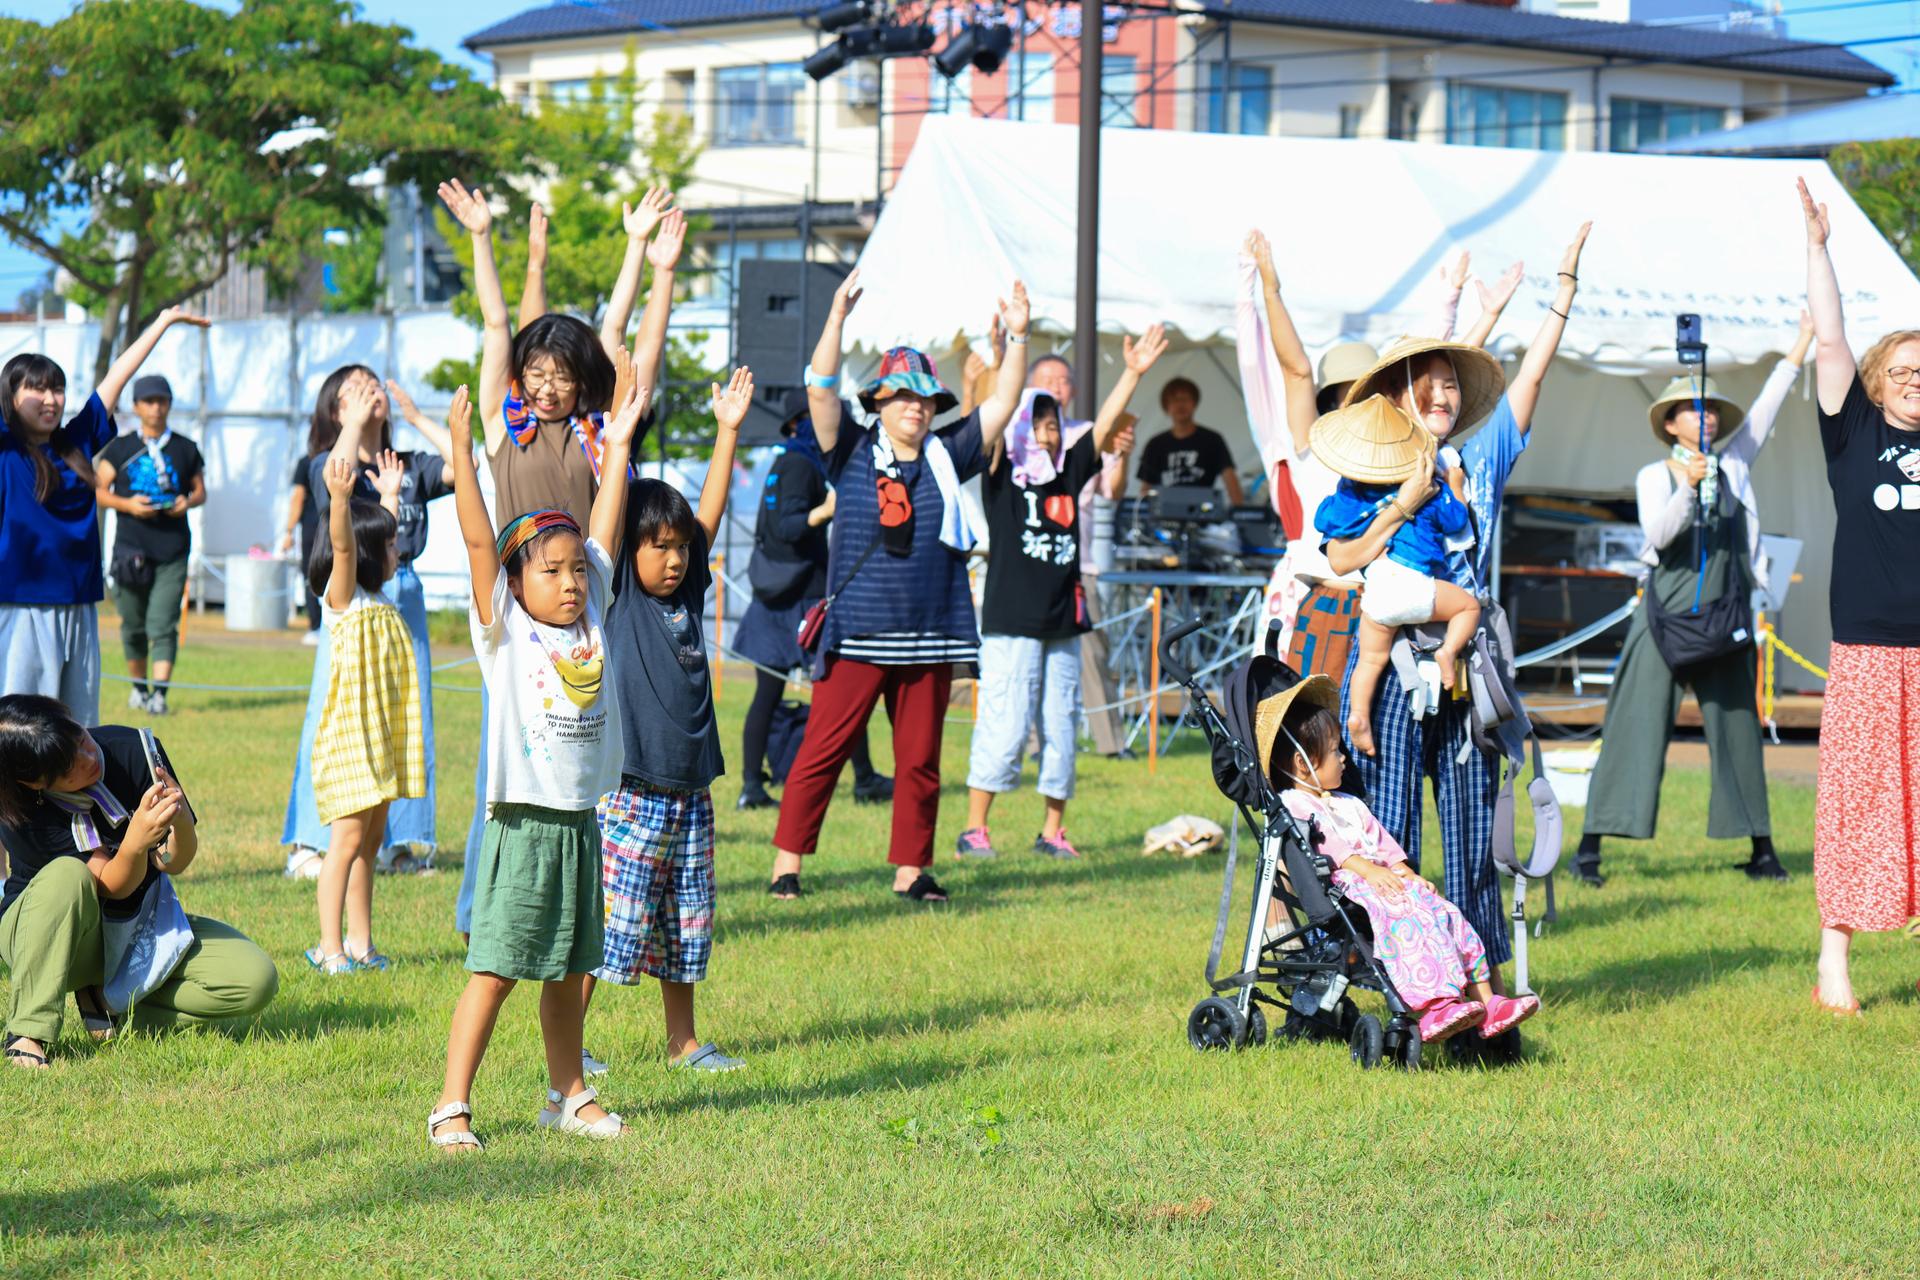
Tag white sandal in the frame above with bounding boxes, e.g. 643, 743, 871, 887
536, 1086, 625, 1140
427, 1101, 483, 1152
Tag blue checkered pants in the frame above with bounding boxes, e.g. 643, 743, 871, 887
1341, 649, 1511, 967
595, 780, 716, 986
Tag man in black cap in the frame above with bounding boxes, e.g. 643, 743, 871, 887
94, 374, 206, 714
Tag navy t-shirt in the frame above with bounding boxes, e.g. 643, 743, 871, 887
310, 449, 451, 566
606, 523, 725, 791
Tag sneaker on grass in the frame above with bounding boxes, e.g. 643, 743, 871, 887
954, 827, 997, 859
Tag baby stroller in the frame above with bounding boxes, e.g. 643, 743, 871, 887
1163, 616, 1522, 1069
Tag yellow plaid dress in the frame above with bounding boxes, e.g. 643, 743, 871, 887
313, 594, 426, 824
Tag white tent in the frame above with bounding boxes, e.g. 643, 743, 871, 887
844, 117, 1920, 687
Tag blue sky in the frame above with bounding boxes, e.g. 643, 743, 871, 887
2, 0, 1914, 304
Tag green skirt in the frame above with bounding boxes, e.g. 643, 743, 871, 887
465, 803, 604, 982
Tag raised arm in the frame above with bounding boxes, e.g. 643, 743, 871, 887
1799, 178, 1854, 415
321, 455, 360, 612
438, 179, 512, 457
587, 347, 645, 557
97, 307, 209, 412
1462, 261, 1523, 351
517, 202, 548, 331
977, 280, 1032, 452
698, 367, 753, 545
1095, 325, 1168, 454
1427, 250, 1469, 342
630, 209, 686, 404
1734, 310, 1815, 461
367, 449, 405, 520
1507, 222, 1591, 437
601, 188, 672, 356
385, 379, 457, 487
1246, 230, 1320, 457
807, 269, 863, 455
446, 385, 500, 622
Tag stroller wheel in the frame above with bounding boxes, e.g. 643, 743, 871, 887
1389, 1019, 1422, 1071
1348, 1013, 1384, 1069
1187, 997, 1246, 1051
1245, 1003, 1268, 1048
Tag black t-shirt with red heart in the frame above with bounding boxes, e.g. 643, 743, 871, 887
980, 432, 1102, 639
1820, 376, 1920, 647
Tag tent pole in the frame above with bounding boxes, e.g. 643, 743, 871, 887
1076, 0, 1102, 407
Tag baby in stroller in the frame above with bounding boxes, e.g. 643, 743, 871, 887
1259, 674, 1539, 1043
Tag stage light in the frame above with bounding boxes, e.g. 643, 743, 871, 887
804, 40, 849, 81
816, 1, 868, 33
934, 25, 980, 79
877, 22, 934, 55
970, 23, 1012, 73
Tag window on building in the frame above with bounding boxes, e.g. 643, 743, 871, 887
1101, 55, 1140, 126
1447, 84, 1567, 150
1005, 52, 1053, 122
666, 71, 695, 118
1388, 81, 1422, 141
1608, 97, 1728, 152
1204, 63, 1272, 136
545, 78, 594, 105
1339, 104, 1364, 139
714, 63, 806, 146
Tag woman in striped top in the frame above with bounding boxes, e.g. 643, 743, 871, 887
767, 270, 1031, 902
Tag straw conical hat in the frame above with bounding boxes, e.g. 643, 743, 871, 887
1341, 336, 1506, 439
1309, 394, 1435, 485
1647, 375, 1744, 446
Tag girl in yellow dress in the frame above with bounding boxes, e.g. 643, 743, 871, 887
305, 424, 425, 976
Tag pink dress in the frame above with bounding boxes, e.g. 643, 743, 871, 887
1281, 790, 1489, 1010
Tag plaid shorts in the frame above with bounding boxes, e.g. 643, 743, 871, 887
595, 779, 716, 986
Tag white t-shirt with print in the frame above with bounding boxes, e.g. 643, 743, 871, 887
471, 537, 623, 811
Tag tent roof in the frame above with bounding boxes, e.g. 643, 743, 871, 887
843, 117, 1920, 368
1644, 90, 1920, 156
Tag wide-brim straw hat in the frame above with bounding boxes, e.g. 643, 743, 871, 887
1315, 341, 1380, 413
1309, 394, 1436, 485
1647, 375, 1744, 446
1341, 336, 1507, 439
1253, 673, 1341, 788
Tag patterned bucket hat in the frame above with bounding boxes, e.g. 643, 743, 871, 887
859, 346, 959, 414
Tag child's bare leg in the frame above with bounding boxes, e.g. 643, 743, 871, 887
1347, 617, 1395, 756
343, 800, 389, 956
539, 975, 622, 1129
1430, 584, 1481, 691
662, 981, 699, 1061
435, 972, 515, 1141
316, 810, 371, 957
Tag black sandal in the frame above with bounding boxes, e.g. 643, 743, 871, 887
894, 873, 949, 903
4, 1034, 49, 1068
768, 873, 805, 900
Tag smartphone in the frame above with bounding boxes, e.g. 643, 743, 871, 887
1676, 313, 1706, 365
139, 728, 194, 822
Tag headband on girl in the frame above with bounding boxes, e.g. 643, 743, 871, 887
496, 509, 581, 564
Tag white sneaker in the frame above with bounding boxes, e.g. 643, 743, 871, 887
127, 688, 149, 713
284, 846, 325, 879
581, 1048, 609, 1078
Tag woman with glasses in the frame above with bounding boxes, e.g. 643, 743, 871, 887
1572, 313, 1813, 890
1798, 178, 1920, 1016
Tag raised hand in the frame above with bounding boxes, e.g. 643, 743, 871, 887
437, 179, 493, 236
446, 384, 473, 451
157, 306, 211, 330
712, 366, 755, 433
1477, 260, 1524, 313
611, 344, 637, 421
1797, 178, 1830, 247
366, 449, 405, 500
998, 279, 1031, 340
624, 187, 674, 240
1443, 249, 1471, 291
1798, 308, 1815, 339
384, 379, 426, 425
646, 208, 688, 271
528, 202, 548, 262
603, 349, 649, 449
1559, 221, 1594, 279
963, 351, 987, 386
831, 267, 863, 319
323, 454, 356, 500
988, 312, 1006, 369
339, 376, 384, 431
1124, 323, 1169, 375
1244, 228, 1277, 289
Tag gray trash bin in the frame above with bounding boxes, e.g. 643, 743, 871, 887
224, 554, 290, 632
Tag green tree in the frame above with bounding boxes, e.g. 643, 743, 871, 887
0, 0, 531, 381
320, 230, 384, 313
429, 49, 717, 451
1831, 139, 1920, 276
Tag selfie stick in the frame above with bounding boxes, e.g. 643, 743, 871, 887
1691, 351, 1708, 614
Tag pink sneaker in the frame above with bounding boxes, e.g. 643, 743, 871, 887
1479, 993, 1540, 1038
1032, 830, 1081, 859
1417, 997, 1486, 1043
954, 827, 998, 860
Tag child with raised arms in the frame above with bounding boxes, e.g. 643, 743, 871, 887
427, 363, 645, 1151
581, 367, 754, 1074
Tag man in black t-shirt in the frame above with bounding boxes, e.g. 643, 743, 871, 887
1136, 376, 1245, 505
94, 376, 206, 715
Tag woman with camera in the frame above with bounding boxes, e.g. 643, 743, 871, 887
1572, 314, 1813, 888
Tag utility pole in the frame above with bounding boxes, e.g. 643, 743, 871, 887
1075, 0, 1101, 404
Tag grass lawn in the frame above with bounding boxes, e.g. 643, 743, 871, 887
3, 623, 1917, 1279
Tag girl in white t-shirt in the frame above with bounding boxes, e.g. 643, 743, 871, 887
427, 368, 645, 1152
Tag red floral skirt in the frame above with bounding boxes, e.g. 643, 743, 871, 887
1814, 643, 1920, 932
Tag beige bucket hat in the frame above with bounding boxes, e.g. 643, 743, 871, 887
1341, 336, 1507, 438
1647, 375, 1744, 446
1309, 394, 1436, 485
1253, 673, 1341, 788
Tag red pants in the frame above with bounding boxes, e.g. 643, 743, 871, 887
774, 657, 952, 868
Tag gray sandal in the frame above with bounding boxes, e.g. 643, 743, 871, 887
671, 1043, 745, 1073
427, 1101, 483, 1152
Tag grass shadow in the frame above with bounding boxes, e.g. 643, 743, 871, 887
648, 1051, 982, 1118
1543, 889, 1702, 934
1550, 943, 1790, 1011
249, 997, 408, 1040
738, 989, 1070, 1055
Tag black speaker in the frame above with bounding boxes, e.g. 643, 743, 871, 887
733, 259, 851, 444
